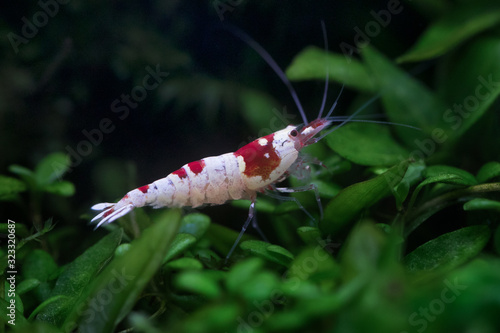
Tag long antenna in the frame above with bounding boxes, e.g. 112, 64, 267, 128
316, 21, 346, 120
225, 25, 309, 124
326, 117, 421, 130
316, 94, 379, 142
325, 84, 345, 119
317, 20, 329, 119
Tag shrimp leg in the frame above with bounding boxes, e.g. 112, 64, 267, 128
226, 197, 257, 261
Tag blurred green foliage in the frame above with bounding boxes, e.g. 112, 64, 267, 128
1, 1, 500, 332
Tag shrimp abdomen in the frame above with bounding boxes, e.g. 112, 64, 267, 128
151, 153, 250, 208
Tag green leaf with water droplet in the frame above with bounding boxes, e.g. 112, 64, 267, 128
404, 226, 491, 276
36, 229, 123, 326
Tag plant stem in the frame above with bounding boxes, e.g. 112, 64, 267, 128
404, 182, 500, 237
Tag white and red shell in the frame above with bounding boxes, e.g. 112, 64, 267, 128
91, 119, 331, 227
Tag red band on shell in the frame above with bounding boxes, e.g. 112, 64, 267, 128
234, 133, 280, 180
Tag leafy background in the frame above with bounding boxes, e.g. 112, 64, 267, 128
1, 0, 500, 332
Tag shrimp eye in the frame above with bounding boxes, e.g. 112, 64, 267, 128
289, 129, 298, 137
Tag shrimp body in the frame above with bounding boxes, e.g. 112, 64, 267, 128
91, 23, 418, 261
91, 119, 331, 228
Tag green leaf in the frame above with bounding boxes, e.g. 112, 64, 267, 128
326, 123, 409, 166
36, 229, 123, 326
163, 233, 197, 263
165, 257, 203, 270
237, 270, 281, 302
0, 175, 26, 198
437, 37, 500, 140
267, 244, 294, 261
226, 257, 264, 294
313, 179, 342, 199
477, 161, 500, 183
114, 243, 131, 257
240, 240, 294, 267
28, 295, 68, 321
8, 165, 34, 178
296, 226, 322, 246
35, 152, 71, 186
178, 213, 211, 240
394, 179, 409, 209
289, 247, 340, 284
463, 198, 500, 212
8, 165, 36, 189
44, 181, 75, 196
282, 277, 324, 301
128, 312, 161, 333
65, 209, 181, 332
415, 175, 461, 190
286, 46, 376, 92
393, 161, 426, 208
17, 278, 41, 295
339, 222, 389, 281
22, 249, 58, 282
179, 301, 241, 333
407, 166, 477, 210
264, 310, 304, 332
404, 226, 491, 275
321, 160, 409, 235
175, 270, 222, 299
362, 46, 447, 148
20, 250, 58, 302
424, 165, 477, 186
398, 1, 500, 62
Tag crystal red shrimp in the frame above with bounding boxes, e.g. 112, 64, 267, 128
91, 23, 334, 257
91, 118, 331, 260
91, 22, 416, 259
91, 119, 330, 227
